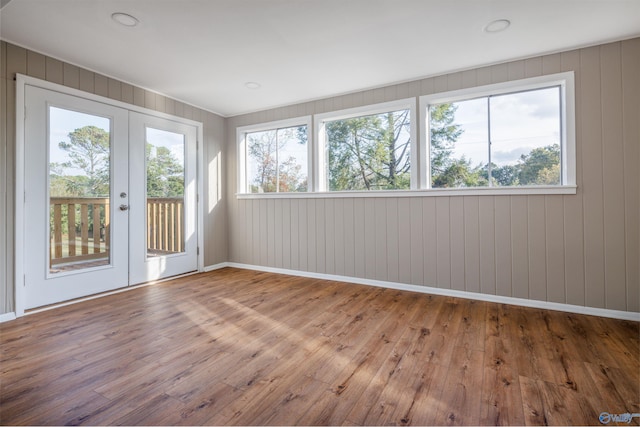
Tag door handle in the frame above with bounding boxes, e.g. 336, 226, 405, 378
119, 204, 129, 211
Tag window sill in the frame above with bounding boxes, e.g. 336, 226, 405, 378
236, 185, 577, 199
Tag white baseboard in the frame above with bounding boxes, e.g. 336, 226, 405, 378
0, 312, 17, 323
220, 262, 640, 322
204, 262, 230, 272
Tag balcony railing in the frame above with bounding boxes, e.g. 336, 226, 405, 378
49, 196, 184, 267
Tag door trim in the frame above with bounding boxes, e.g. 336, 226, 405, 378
14, 74, 205, 317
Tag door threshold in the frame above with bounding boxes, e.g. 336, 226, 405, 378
24, 270, 200, 316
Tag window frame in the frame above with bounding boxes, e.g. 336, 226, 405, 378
237, 115, 312, 194
314, 98, 418, 192
419, 71, 576, 191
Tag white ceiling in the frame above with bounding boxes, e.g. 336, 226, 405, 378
1, 0, 639, 117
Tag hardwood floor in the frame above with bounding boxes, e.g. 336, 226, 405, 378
1, 268, 638, 425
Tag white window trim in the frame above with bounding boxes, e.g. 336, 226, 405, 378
314, 98, 418, 192
236, 115, 313, 194
236, 73, 577, 199
419, 71, 576, 191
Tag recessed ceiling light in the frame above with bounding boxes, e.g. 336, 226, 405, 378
245, 82, 261, 90
484, 19, 511, 33
111, 12, 139, 27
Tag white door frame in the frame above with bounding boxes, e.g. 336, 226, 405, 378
14, 74, 205, 317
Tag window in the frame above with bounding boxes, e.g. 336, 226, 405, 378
236, 73, 575, 197
316, 99, 417, 191
237, 117, 311, 193
422, 72, 575, 190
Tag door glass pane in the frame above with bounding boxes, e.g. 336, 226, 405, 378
49, 107, 111, 273
146, 127, 185, 257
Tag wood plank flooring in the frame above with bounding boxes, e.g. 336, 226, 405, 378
1, 268, 638, 425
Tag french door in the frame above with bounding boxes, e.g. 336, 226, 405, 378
22, 84, 199, 310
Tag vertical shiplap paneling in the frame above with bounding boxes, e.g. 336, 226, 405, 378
397, 198, 412, 285
435, 197, 451, 288
374, 198, 388, 281
144, 91, 157, 111
164, 97, 176, 116
621, 38, 640, 312
7, 43, 27, 76
511, 196, 529, 299
524, 57, 543, 78
447, 72, 462, 91
494, 197, 512, 297
600, 42, 627, 311
527, 196, 547, 302
306, 199, 317, 272
290, 199, 300, 270
315, 199, 326, 273
174, 101, 186, 120
461, 69, 476, 89
334, 198, 346, 276
26, 50, 46, 80
464, 196, 480, 293
342, 198, 355, 277
364, 198, 377, 279
44, 57, 63, 85
507, 60, 525, 81
62, 63, 80, 89
476, 66, 492, 87
1, 76, 7, 312
281, 199, 291, 270
354, 198, 366, 279
542, 53, 562, 75
491, 63, 509, 84
252, 199, 262, 265
0, 41, 7, 79
422, 197, 437, 286
386, 198, 399, 283
78, 68, 94, 93
121, 83, 134, 105
581, 45, 606, 309
107, 78, 121, 101
133, 87, 145, 108
409, 197, 424, 286
324, 198, 335, 275
272, 198, 282, 268
299, 199, 310, 272
478, 196, 496, 295
419, 76, 434, 96
545, 196, 565, 303
449, 197, 465, 291
561, 48, 586, 307
94, 74, 108, 98
266, 198, 275, 266
235, 199, 245, 263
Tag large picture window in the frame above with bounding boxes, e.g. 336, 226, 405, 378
237, 117, 311, 193
316, 99, 417, 192
422, 72, 575, 190
236, 73, 574, 197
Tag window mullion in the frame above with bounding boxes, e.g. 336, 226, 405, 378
275, 129, 280, 193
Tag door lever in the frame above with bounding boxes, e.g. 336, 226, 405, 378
119, 204, 129, 211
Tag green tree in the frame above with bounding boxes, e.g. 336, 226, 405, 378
327, 110, 411, 191
517, 144, 560, 185
51, 125, 110, 197
248, 127, 307, 193
146, 143, 184, 197
429, 103, 464, 187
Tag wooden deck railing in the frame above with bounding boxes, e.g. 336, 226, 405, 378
50, 196, 184, 266
147, 197, 184, 255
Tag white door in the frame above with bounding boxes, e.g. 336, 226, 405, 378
24, 86, 129, 309
128, 112, 198, 285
